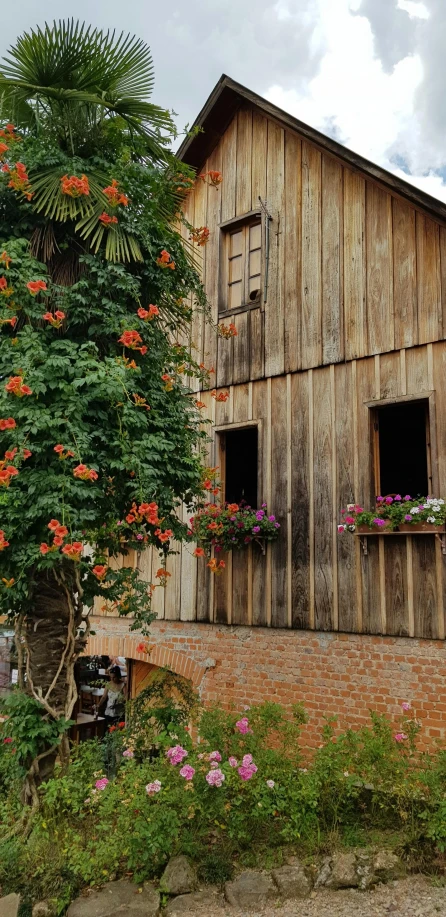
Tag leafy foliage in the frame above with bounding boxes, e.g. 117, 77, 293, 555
0, 23, 212, 631
2, 699, 446, 907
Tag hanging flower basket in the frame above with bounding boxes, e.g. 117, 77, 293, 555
339, 496, 446, 535
188, 501, 280, 567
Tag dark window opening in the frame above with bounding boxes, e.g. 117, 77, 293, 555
223, 427, 258, 508
375, 401, 429, 498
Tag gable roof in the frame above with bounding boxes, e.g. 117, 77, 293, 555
177, 74, 446, 224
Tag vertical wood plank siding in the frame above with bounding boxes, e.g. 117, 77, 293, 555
98, 344, 446, 636
94, 105, 446, 638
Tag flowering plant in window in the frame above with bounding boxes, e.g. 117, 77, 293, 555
338, 495, 446, 533
189, 502, 280, 557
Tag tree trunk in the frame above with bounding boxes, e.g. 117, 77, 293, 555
19, 564, 88, 805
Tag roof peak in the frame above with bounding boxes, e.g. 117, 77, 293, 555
178, 74, 446, 224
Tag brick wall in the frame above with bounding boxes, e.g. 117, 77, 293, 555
86, 617, 446, 750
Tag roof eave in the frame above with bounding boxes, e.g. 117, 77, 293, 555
177, 75, 446, 225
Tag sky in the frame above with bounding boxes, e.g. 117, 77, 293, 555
1, 0, 446, 200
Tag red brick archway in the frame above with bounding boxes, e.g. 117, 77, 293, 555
84, 634, 206, 689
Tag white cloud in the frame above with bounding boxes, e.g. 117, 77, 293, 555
397, 0, 430, 20
265, 0, 446, 202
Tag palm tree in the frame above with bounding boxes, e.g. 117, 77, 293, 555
0, 20, 176, 264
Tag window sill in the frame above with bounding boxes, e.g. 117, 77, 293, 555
218, 300, 261, 319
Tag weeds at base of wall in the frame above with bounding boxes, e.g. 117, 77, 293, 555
1, 678, 446, 913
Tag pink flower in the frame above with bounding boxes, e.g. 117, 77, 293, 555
376, 496, 384, 503
146, 780, 162, 795
338, 524, 346, 533
136, 533, 143, 541
242, 754, 253, 766
404, 495, 411, 501
385, 496, 393, 504
252, 526, 261, 534
266, 779, 275, 789
404, 515, 412, 522
235, 717, 252, 734
345, 515, 355, 524
373, 518, 387, 527
123, 749, 134, 758
394, 494, 402, 501
238, 764, 258, 781
166, 745, 188, 765
95, 778, 109, 790
3, 737, 12, 744
228, 756, 238, 767
180, 764, 195, 781
209, 750, 222, 762
401, 702, 411, 712
206, 768, 225, 787
394, 733, 408, 742
210, 761, 220, 769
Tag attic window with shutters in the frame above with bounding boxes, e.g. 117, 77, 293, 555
220, 215, 261, 314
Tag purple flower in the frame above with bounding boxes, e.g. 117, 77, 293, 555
230, 515, 236, 521
252, 526, 261, 534
372, 518, 387, 527
206, 768, 225, 787
404, 515, 412, 522
394, 494, 402, 501
268, 515, 276, 522
376, 496, 384, 503
262, 502, 267, 508
385, 496, 393, 504
404, 495, 411, 501
256, 510, 265, 520
394, 733, 408, 743
180, 765, 195, 781
274, 522, 280, 528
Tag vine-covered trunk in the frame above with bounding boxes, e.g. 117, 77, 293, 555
19, 564, 88, 805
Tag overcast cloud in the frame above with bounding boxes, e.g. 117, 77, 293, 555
1, 0, 446, 200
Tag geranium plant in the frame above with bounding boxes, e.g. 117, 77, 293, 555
189, 501, 280, 560
338, 495, 446, 533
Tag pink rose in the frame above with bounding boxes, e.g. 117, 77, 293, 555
146, 780, 162, 795
345, 515, 355, 524
122, 748, 134, 758
206, 768, 225, 787
228, 756, 238, 767
95, 778, 109, 790
401, 702, 411, 712
180, 765, 195, 781
394, 733, 408, 742
235, 717, 252, 735
166, 745, 188, 765
209, 750, 222, 762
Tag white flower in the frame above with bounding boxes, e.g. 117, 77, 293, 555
438, 499, 444, 505
411, 507, 419, 514
427, 517, 436, 523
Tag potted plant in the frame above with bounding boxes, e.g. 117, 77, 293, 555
338, 496, 446, 535
189, 502, 280, 564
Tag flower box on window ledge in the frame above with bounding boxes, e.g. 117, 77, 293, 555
338, 496, 446, 536
189, 502, 280, 568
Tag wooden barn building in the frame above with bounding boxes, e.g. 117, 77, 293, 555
87, 76, 446, 746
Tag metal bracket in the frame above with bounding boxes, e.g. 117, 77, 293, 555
436, 533, 446, 555
359, 536, 368, 556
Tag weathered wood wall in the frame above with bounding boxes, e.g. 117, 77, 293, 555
96, 342, 446, 640
187, 104, 446, 388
